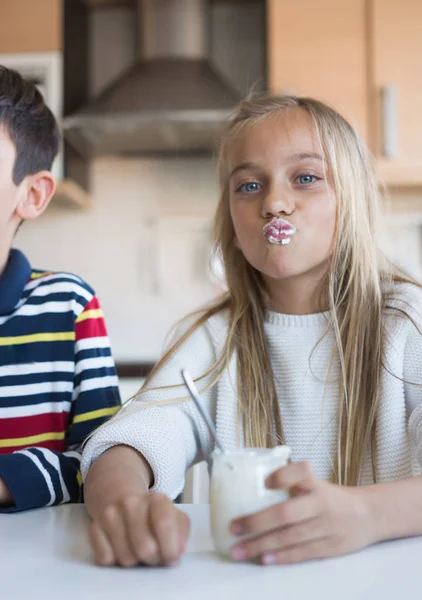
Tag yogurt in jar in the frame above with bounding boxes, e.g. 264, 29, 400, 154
210, 445, 291, 558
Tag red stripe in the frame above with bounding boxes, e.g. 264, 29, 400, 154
75, 296, 108, 340
83, 297, 100, 311
0, 412, 69, 439
0, 439, 65, 454
76, 316, 107, 340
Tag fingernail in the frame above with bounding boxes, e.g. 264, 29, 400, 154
230, 522, 244, 536
262, 552, 277, 565
231, 546, 247, 561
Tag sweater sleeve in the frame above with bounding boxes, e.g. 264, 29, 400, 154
0, 296, 121, 512
81, 319, 218, 500
404, 319, 422, 469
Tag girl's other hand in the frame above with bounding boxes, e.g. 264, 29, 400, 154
89, 491, 190, 567
229, 461, 375, 565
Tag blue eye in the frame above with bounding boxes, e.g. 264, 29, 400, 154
297, 174, 317, 185
236, 181, 262, 193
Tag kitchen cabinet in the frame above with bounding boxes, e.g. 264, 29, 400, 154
267, 0, 368, 142
0, 0, 62, 52
267, 0, 422, 187
371, 0, 422, 186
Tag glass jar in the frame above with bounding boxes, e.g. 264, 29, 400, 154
210, 445, 291, 558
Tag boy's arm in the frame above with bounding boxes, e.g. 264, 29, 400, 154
0, 296, 121, 512
0, 477, 12, 504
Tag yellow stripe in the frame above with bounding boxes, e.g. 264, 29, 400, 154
73, 406, 119, 425
30, 271, 50, 279
0, 332, 75, 346
76, 308, 103, 324
0, 431, 65, 448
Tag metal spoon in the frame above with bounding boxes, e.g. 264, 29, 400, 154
181, 369, 225, 453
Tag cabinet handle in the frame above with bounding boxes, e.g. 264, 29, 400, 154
381, 84, 397, 159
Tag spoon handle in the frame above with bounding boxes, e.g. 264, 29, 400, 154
181, 369, 225, 453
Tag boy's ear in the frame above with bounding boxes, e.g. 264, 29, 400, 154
15, 171, 56, 221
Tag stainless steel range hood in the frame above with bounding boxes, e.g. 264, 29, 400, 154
63, 0, 240, 156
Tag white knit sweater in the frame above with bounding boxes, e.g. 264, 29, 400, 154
81, 284, 422, 498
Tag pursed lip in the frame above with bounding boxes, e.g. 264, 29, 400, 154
262, 218, 296, 244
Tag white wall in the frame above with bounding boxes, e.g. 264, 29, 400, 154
16, 156, 219, 362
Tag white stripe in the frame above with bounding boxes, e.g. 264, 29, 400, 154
0, 380, 73, 398
4, 279, 92, 322
0, 300, 85, 325
27, 280, 92, 301
0, 357, 115, 381
74, 356, 115, 376
72, 375, 119, 400
0, 361, 74, 378
0, 400, 71, 419
63, 450, 82, 461
20, 300, 84, 316
17, 449, 55, 506
75, 336, 111, 352
24, 272, 90, 293
35, 448, 70, 504
6, 276, 92, 319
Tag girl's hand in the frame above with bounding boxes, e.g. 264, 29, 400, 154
89, 492, 190, 568
229, 461, 375, 565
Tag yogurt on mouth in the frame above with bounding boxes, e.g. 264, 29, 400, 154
209, 445, 291, 558
263, 218, 296, 245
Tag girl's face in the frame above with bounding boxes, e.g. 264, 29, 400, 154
228, 108, 336, 298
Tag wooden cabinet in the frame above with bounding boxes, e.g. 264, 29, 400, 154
267, 0, 422, 187
0, 0, 62, 52
267, 0, 368, 142
371, 0, 422, 185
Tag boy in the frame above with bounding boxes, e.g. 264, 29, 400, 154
0, 65, 121, 511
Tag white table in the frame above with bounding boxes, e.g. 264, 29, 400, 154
1, 504, 420, 600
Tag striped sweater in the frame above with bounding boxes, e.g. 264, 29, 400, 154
0, 249, 121, 512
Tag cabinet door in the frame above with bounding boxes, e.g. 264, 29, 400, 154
372, 0, 422, 185
0, 0, 61, 52
267, 0, 368, 142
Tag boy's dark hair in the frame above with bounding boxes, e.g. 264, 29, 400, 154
0, 65, 60, 185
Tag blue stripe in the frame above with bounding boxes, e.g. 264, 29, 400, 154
1, 314, 77, 336
75, 347, 113, 361
73, 387, 120, 412
0, 391, 72, 408
0, 452, 51, 511
74, 366, 117, 387
17, 290, 90, 307
29, 448, 64, 505
0, 341, 75, 365
0, 371, 74, 386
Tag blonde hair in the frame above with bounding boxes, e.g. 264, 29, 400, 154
128, 95, 417, 486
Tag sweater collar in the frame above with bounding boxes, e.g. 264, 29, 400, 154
0, 249, 31, 315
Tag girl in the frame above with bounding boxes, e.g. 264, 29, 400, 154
82, 95, 422, 568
